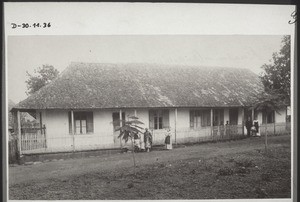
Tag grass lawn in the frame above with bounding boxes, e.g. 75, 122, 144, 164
9, 135, 291, 200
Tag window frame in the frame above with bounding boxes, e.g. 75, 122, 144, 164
262, 110, 275, 124
149, 109, 169, 130
69, 111, 94, 135
190, 109, 211, 128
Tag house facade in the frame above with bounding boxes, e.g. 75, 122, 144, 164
11, 63, 290, 154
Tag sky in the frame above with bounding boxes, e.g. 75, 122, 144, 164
7, 35, 284, 103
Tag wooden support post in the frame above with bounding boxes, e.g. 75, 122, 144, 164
210, 109, 213, 136
134, 109, 137, 117
273, 112, 276, 135
251, 108, 254, 121
16, 111, 22, 157
119, 109, 123, 148
71, 110, 75, 152
241, 108, 245, 135
175, 108, 177, 145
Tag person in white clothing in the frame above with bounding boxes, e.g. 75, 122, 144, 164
140, 132, 145, 151
165, 128, 172, 150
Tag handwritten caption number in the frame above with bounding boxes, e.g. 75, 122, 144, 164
11, 22, 51, 29
288, 11, 297, 24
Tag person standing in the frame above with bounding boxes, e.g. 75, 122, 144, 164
245, 117, 253, 137
165, 128, 172, 150
253, 119, 260, 136
144, 128, 152, 152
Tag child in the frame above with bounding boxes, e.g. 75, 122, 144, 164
253, 119, 260, 136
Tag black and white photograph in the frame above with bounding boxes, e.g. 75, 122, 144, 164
4, 2, 296, 201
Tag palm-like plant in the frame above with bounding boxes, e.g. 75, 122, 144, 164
251, 91, 283, 151
115, 115, 144, 175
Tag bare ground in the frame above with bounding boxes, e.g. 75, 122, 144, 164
9, 135, 291, 200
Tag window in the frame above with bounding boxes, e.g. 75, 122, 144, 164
190, 109, 211, 128
262, 110, 275, 124
254, 110, 258, 120
149, 110, 169, 130
112, 112, 125, 131
69, 111, 93, 134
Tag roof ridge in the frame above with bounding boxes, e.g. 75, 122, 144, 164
67, 61, 249, 71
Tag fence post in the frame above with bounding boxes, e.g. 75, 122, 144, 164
273, 114, 276, 135
17, 111, 22, 162
13, 110, 22, 164
71, 110, 75, 152
224, 125, 227, 139
175, 108, 177, 145
241, 108, 245, 136
43, 125, 47, 149
119, 109, 123, 148
210, 109, 213, 137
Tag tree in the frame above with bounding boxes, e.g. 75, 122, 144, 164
251, 92, 283, 151
259, 35, 291, 105
26, 65, 59, 95
115, 116, 144, 175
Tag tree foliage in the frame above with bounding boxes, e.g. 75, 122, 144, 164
250, 92, 283, 151
259, 35, 291, 104
26, 65, 59, 95
116, 117, 144, 143
115, 115, 144, 175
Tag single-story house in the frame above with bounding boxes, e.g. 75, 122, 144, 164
11, 63, 290, 154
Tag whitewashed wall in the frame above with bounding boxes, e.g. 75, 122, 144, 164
34, 107, 279, 153
275, 108, 286, 123
40, 109, 118, 152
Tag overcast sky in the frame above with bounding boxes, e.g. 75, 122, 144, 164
7, 35, 284, 103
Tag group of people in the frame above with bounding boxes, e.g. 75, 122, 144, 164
245, 117, 260, 137
133, 128, 173, 152
134, 128, 153, 152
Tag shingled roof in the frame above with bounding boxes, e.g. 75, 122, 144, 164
13, 63, 264, 110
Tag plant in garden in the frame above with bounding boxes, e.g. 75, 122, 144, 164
115, 115, 144, 175
251, 92, 283, 151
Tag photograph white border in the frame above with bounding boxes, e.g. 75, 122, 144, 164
3, 2, 297, 202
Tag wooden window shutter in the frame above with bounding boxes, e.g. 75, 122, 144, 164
162, 110, 169, 128
149, 110, 154, 129
86, 112, 94, 133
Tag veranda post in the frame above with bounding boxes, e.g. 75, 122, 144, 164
13, 110, 22, 164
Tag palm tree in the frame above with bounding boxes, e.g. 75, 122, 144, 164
115, 116, 144, 175
251, 91, 283, 151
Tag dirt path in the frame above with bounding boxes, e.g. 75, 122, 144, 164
9, 136, 289, 186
